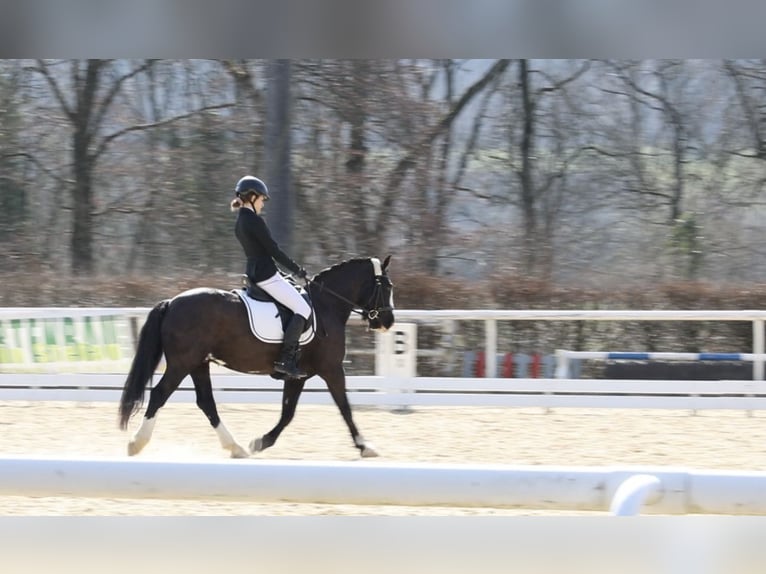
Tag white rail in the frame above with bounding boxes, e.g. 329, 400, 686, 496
2, 373, 765, 410
555, 350, 766, 379
3, 308, 765, 379
394, 310, 766, 380
0, 455, 765, 515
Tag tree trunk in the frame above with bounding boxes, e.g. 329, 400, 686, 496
265, 60, 293, 252
71, 137, 94, 273
346, 60, 372, 255
518, 59, 538, 275
70, 60, 102, 274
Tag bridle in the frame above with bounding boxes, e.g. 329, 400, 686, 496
361, 274, 394, 321
306, 260, 393, 323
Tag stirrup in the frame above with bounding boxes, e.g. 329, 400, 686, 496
273, 359, 306, 379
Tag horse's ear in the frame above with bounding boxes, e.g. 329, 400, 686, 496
382, 255, 392, 270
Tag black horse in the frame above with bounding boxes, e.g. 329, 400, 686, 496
118, 256, 394, 458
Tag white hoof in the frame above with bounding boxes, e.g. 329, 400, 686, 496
128, 417, 155, 457
230, 444, 250, 459
360, 443, 379, 458
249, 437, 264, 454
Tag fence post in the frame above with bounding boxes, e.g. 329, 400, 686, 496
754, 319, 765, 381
485, 319, 497, 378
554, 350, 569, 378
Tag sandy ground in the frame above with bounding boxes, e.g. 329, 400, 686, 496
0, 400, 765, 515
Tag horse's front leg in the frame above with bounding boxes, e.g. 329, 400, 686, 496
322, 365, 378, 458
250, 377, 306, 454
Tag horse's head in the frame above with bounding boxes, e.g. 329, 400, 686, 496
311, 255, 395, 331
364, 255, 395, 332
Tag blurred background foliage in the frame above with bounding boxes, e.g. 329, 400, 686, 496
2, 59, 766, 315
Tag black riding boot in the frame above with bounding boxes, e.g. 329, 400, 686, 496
274, 315, 307, 379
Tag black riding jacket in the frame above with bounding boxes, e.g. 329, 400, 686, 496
235, 207, 302, 283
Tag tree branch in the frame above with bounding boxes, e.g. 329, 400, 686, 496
27, 60, 75, 121
91, 102, 235, 162
221, 59, 262, 105
535, 60, 592, 94
375, 59, 512, 234
0, 152, 71, 185
92, 60, 156, 136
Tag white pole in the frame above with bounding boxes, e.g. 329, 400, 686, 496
753, 319, 764, 381
554, 349, 569, 378
485, 319, 497, 378
2, 456, 766, 514
0, 456, 613, 509
609, 474, 662, 516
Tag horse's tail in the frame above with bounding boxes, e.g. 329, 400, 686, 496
118, 299, 170, 430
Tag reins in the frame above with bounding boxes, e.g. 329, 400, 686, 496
305, 275, 390, 321
305, 278, 368, 318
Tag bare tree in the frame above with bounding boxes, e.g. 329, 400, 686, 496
724, 59, 766, 160
0, 61, 27, 265
593, 60, 719, 279
5, 58, 766, 288
25, 59, 234, 273
377, 59, 512, 255
509, 59, 592, 277
290, 59, 512, 266
264, 60, 294, 251
606, 60, 696, 223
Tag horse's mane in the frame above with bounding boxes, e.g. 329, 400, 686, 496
313, 257, 371, 281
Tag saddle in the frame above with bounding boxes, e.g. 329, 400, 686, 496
241, 274, 311, 332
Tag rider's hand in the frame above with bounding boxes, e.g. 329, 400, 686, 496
297, 267, 308, 280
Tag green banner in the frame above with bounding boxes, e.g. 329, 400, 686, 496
0, 316, 124, 364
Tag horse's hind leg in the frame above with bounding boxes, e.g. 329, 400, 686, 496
127, 365, 186, 456
323, 365, 378, 458
250, 377, 306, 454
190, 363, 249, 458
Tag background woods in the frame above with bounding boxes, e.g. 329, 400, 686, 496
2, 59, 766, 309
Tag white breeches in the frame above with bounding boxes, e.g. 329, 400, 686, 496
257, 273, 311, 319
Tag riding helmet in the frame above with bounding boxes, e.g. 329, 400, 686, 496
234, 175, 270, 199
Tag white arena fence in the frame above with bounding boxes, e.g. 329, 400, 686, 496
3, 373, 766, 411
3, 307, 766, 377
555, 350, 766, 379
3, 307, 766, 518
397, 309, 766, 381
1, 454, 766, 516
2, 307, 766, 410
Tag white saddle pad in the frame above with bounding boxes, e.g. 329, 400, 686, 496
234, 289, 315, 346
